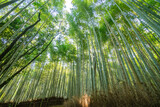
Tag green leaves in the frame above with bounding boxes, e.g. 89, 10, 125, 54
49, 38, 76, 62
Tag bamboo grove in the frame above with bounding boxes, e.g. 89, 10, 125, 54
0, 0, 160, 105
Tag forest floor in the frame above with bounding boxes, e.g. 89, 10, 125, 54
1, 87, 160, 107
64, 88, 160, 107
0, 96, 66, 107
50, 105, 64, 107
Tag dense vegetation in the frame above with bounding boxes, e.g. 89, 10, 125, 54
0, 0, 160, 106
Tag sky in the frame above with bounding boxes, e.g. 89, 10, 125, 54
65, 0, 73, 13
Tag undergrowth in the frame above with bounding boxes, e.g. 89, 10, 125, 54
64, 86, 160, 107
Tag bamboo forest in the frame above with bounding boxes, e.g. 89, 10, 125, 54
0, 0, 160, 107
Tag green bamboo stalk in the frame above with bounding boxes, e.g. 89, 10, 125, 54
0, 0, 35, 34
0, 0, 19, 10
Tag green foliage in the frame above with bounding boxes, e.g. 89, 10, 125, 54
49, 38, 77, 62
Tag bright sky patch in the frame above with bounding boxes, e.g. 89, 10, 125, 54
65, 0, 73, 13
